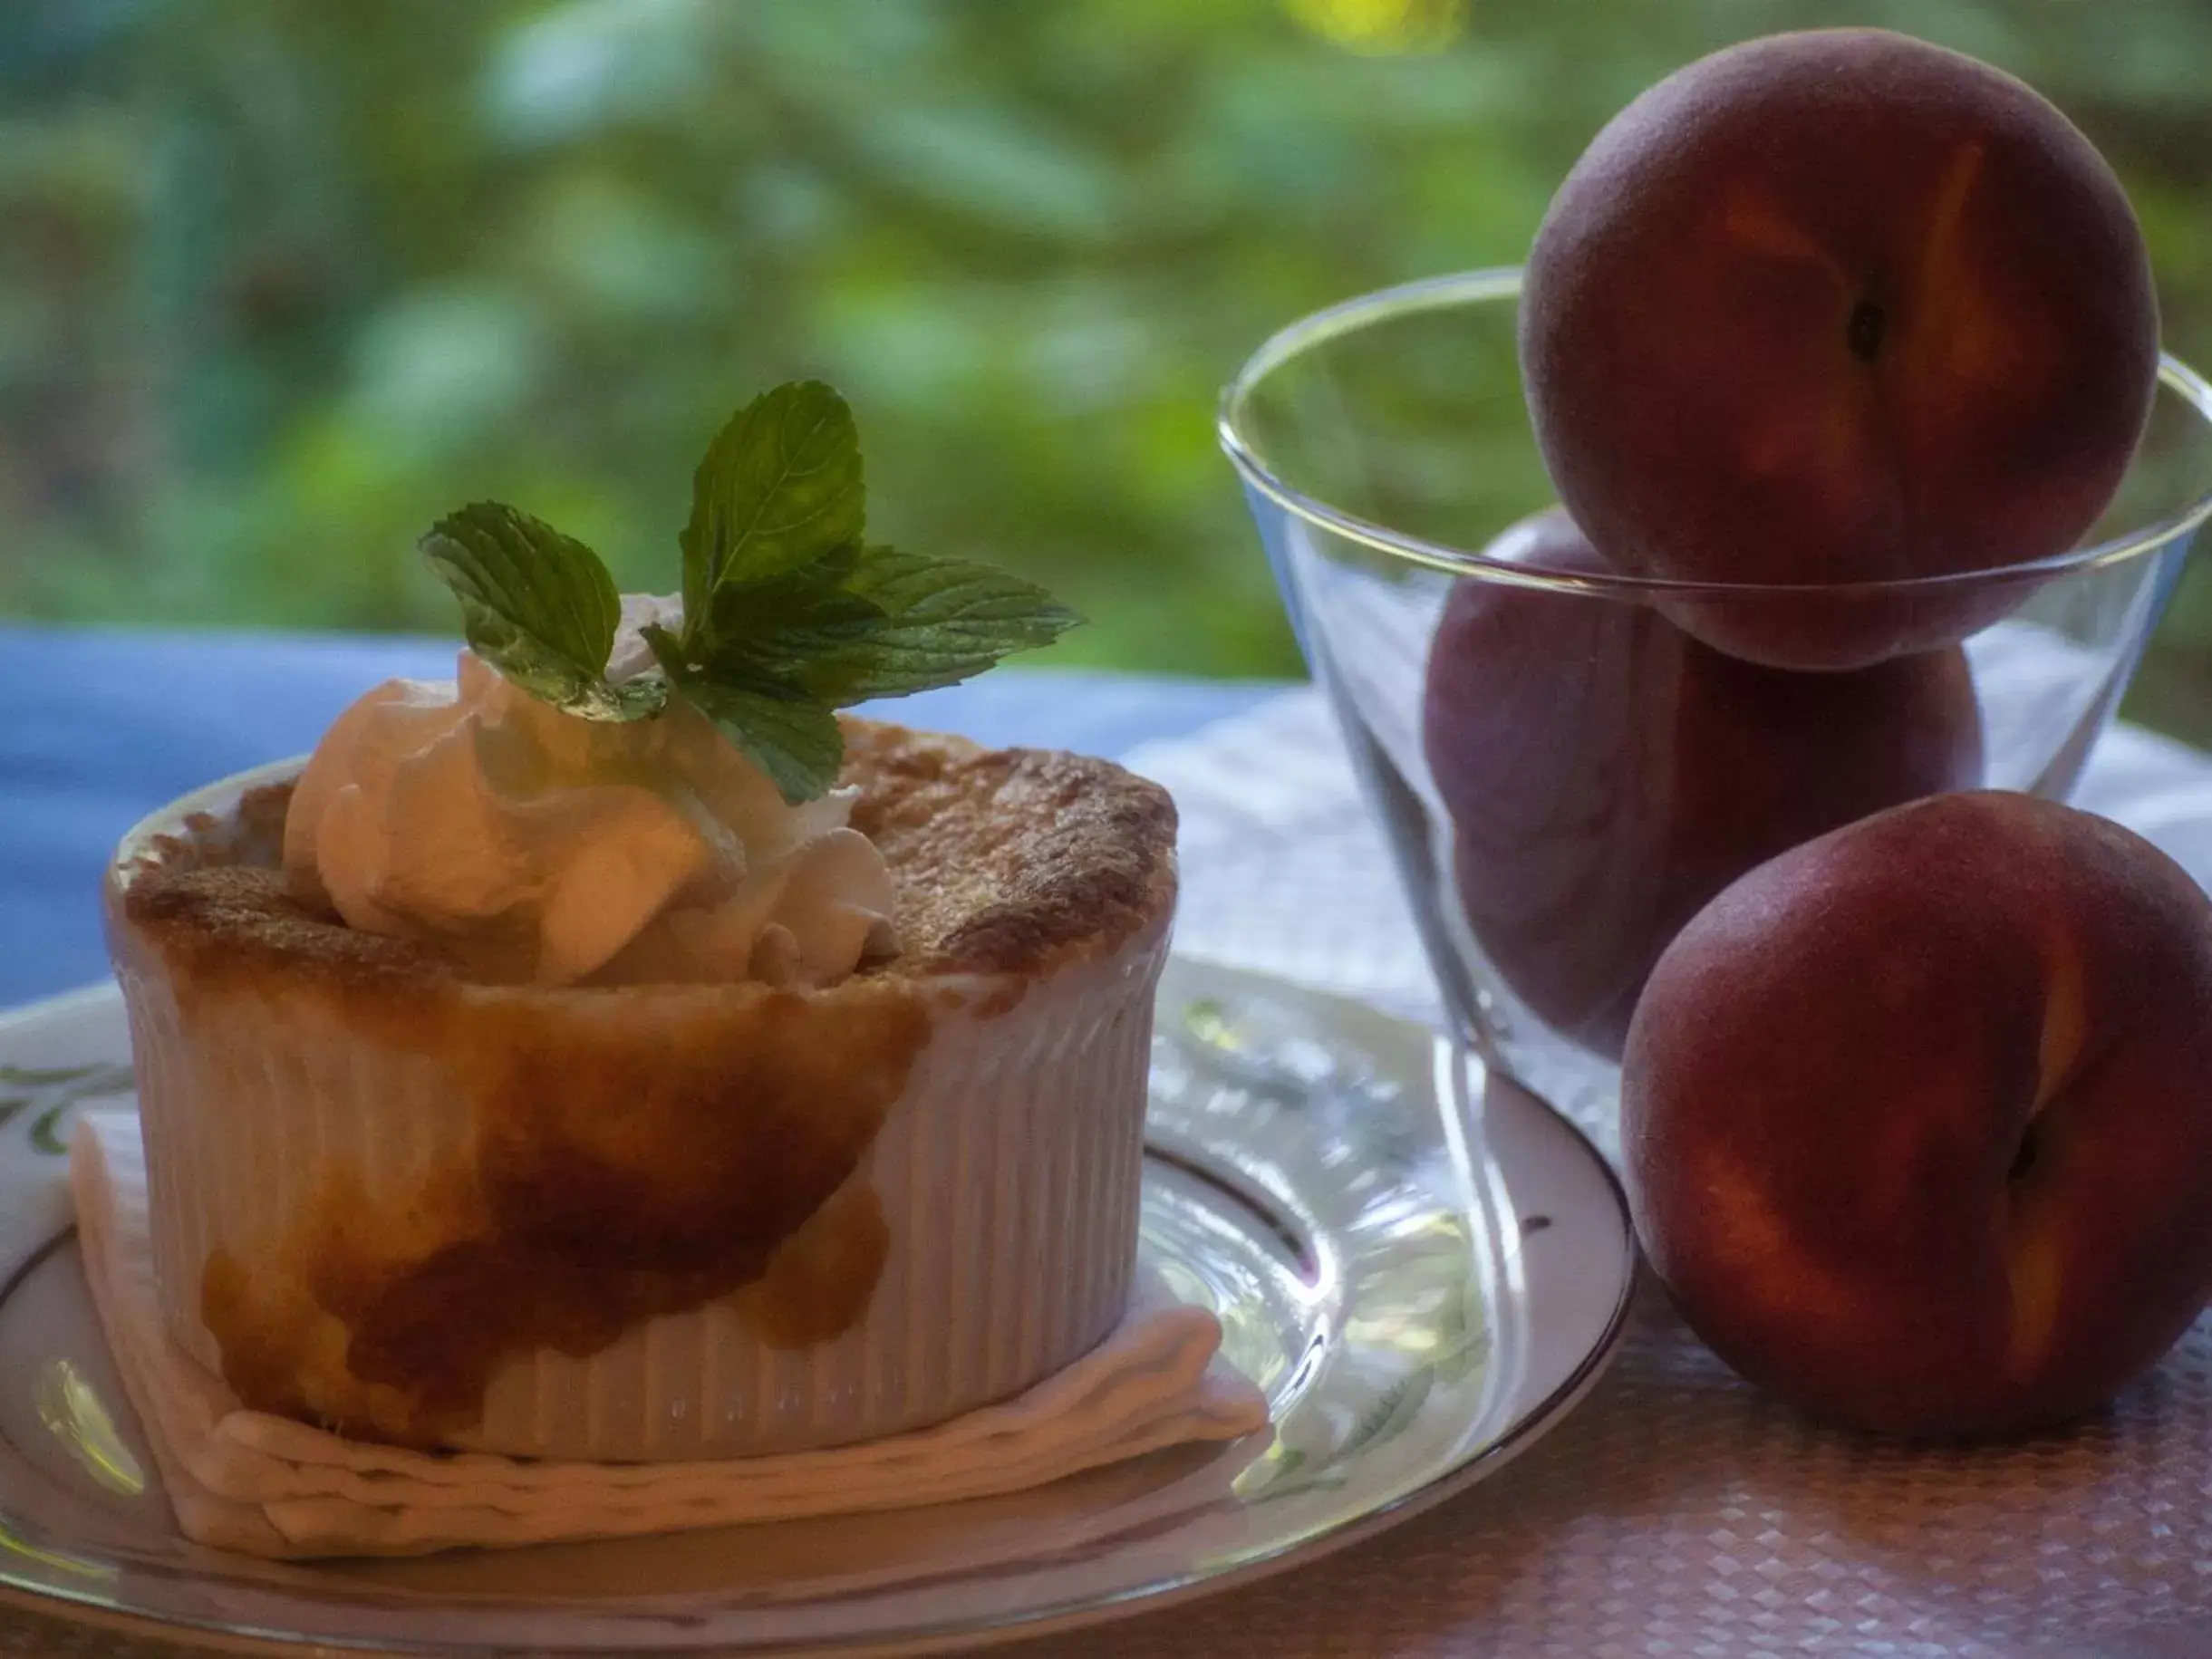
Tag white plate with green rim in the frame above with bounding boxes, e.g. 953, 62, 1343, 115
0, 954, 1633, 1655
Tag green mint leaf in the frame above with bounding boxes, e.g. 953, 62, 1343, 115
586, 670, 671, 721
799, 546, 1082, 704
680, 381, 865, 633
643, 628, 843, 804
422, 504, 669, 721
686, 683, 844, 805
702, 545, 888, 669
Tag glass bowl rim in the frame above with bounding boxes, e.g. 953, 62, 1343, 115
1216, 266, 2212, 600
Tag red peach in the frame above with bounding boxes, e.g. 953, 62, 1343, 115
1422, 509, 1982, 1056
1624, 791, 2212, 1438
1520, 29, 2159, 670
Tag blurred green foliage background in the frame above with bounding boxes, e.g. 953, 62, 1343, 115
4, 0, 2211, 732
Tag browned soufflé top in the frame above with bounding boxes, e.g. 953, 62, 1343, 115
116, 716, 1177, 994
107, 718, 1176, 1447
840, 719, 1177, 977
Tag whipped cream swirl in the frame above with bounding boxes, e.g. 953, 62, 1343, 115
282, 599, 897, 987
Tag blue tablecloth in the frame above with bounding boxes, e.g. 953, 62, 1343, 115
0, 622, 1280, 1009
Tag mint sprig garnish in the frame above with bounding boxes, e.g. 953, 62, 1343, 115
419, 381, 1080, 803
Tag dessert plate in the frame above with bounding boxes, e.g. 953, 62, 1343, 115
0, 957, 1634, 1656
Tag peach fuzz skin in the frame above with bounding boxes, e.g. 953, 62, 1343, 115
1519, 29, 2159, 670
1623, 792, 2212, 1439
1420, 509, 1982, 1058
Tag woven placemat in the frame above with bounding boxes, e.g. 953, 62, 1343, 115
1085, 689, 2212, 1659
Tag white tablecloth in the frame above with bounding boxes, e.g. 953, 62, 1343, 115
13, 692, 2212, 1659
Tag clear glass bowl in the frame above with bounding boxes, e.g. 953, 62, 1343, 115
1221, 268, 2212, 1136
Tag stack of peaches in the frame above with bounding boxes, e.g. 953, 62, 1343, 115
1422, 31, 2212, 1439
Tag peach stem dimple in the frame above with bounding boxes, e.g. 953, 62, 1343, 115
1847, 299, 1887, 363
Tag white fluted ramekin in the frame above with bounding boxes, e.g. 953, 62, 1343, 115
104, 752, 1172, 1462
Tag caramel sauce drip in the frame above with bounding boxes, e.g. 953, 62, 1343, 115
198, 985, 931, 1447
200, 1250, 315, 1423
734, 1184, 892, 1349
